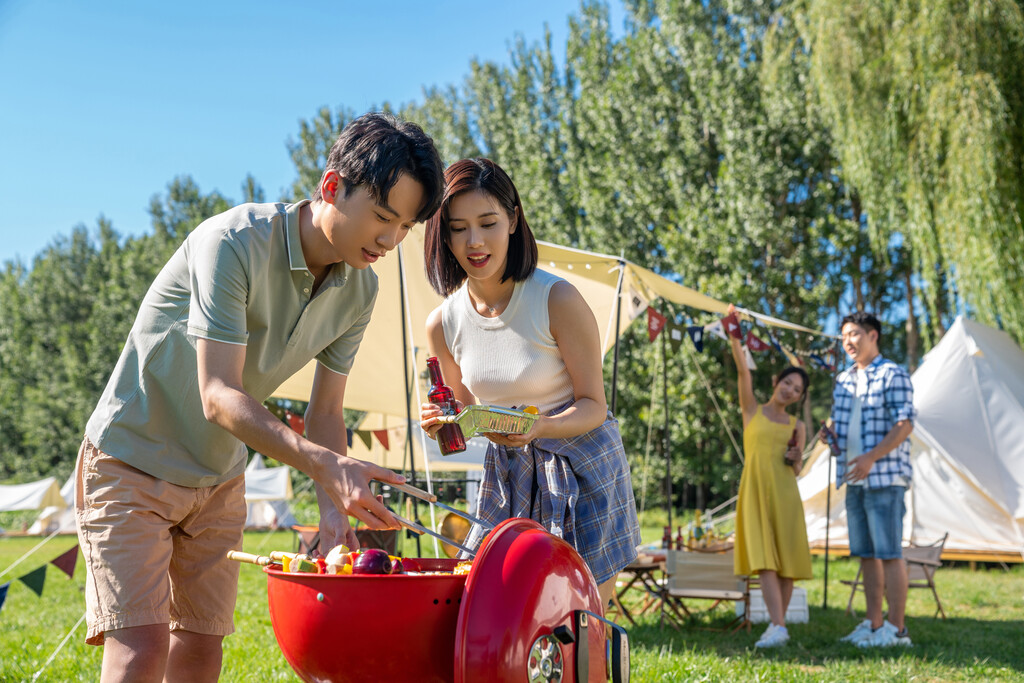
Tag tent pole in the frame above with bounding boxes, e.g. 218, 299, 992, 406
662, 310, 672, 534
397, 246, 421, 556
823, 336, 842, 609
610, 258, 625, 415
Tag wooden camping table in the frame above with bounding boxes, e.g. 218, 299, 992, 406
610, 557, 665, 625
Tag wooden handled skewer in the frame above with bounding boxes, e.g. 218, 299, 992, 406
390, 481, 437, 503
227, 550, 274, 566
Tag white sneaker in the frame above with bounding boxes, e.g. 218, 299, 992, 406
857, 620, 912, 648
840, 619, 873, 644
755, 623, 790, 648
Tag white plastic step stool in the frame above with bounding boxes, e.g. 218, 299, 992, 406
736, 586, 809, 624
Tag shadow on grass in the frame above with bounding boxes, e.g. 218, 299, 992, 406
624, 605, 1024, 674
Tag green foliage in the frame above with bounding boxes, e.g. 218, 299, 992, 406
792, 0, 1024, 344
0, 177, 236, 481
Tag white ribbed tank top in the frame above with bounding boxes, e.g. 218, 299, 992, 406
441, 269, 575, 414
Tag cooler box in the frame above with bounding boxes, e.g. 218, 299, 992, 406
736, 586, 809, 623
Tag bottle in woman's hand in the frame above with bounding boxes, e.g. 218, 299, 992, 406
784, 428, 799, 465
426, 357, 467, 455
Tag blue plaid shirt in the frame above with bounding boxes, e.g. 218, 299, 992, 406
831, 355, 916, 489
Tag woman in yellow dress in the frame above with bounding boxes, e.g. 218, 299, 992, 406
727, 304, 813, 648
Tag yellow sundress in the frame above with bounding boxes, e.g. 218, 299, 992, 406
734, 406, 813, 579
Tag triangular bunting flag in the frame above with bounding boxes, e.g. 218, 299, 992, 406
704, 320, 727, 341
373, 430, 390, 450
18, 564, 47, 597
768, 331, 783, 353
627, 285, 649, 322
50, 546, 78, 579
647, 308, 667, 342
0, 582, 9, 614
721, 313, 743, 340
346, 428, 354, 449
284, 410, 305, 436
356, 430, 373, 449
687, 326, 705, 352
668, 323, 685, 354
784, 349, 805, 367
743, 345, 758, 370
745, 330, 772, 352
810, 353, 833, 371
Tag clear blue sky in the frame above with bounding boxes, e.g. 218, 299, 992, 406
0, 0, 624, 265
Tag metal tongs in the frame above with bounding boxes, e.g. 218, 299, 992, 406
390, 481, 489, 558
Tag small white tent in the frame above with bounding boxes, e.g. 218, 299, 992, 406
244, 454, 297, 529
799, 317, 1024, 561
29, 474, 76, 535
0, 477, 65, 513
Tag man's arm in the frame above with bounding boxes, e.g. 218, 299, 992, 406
844, 419, 914, 482
304, 363, 370, 551
195, 338, 403, 542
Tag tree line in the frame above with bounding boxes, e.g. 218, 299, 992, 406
2, 0, 1022, 513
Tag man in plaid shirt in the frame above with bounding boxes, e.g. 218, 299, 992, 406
827, 312, 916, 648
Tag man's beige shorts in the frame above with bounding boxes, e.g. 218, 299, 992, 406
75, 437, 246, 646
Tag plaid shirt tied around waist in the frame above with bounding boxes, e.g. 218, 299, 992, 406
831, 355, 916, 489
461, 404, 641, 585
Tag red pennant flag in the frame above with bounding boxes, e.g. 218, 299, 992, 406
285, 411, 305, 435
373, 430, 390, 450
647, 308, 667, 342
745, 330, 771, 352
18, 564, 47, 597
721, 313, 743, 340
50, 546, 78, 579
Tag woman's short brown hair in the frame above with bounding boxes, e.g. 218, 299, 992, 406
424, 158, 538, 296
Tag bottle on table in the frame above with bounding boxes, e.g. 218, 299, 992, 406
661, 525, 673, 550
426, 357, 467, 455
676, 525, 685, 550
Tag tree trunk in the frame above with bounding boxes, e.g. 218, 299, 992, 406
904, 269, 920, 371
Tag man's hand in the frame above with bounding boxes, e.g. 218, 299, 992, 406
314, 454, 404, 532
844, 453, 875, 482
316, 503, 357, 554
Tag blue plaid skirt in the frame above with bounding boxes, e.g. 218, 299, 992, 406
462, 405, 640, 585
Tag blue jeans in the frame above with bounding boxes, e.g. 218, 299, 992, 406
846, 485, 906, 559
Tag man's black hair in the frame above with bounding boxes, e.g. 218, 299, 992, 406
841, 311, 882, 341
313, 112, 443, 223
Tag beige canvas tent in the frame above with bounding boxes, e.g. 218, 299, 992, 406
799, 318, 1024, 562
271, 229, 824, 474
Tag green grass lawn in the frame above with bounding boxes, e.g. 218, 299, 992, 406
2, 527, 1022, 682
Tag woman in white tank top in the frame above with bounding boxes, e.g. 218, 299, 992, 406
419, 158, 640, 606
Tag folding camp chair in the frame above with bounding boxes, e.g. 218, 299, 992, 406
842, 532, 948, 619
660, 549, 756, 632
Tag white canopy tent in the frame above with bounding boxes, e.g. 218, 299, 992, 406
244, 454, 297, 529
799, 317, 1024, 561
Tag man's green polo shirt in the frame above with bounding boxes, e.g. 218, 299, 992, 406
85, 200, 377, 487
